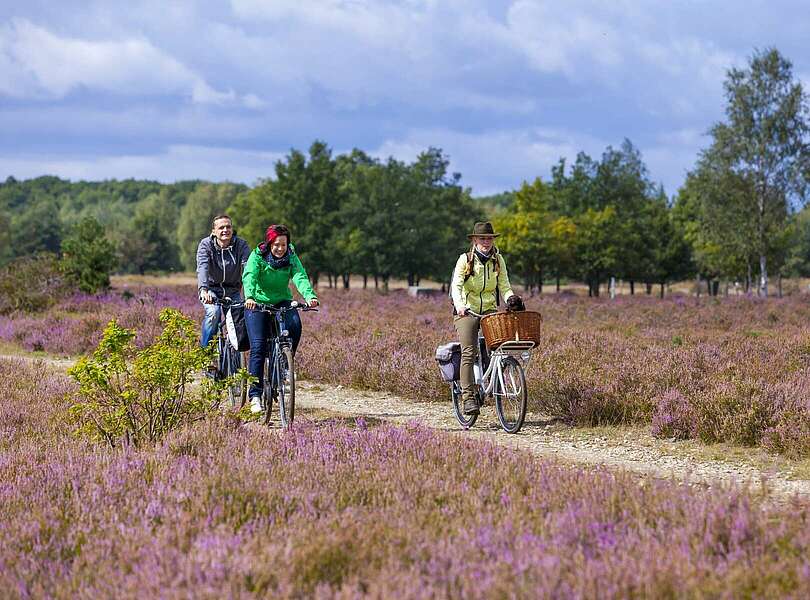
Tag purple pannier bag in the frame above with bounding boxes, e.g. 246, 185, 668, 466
435, 342, 461, 382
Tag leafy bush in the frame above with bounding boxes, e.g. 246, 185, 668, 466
68, 308, 218, 448
61, 216, 117, 293
0, 253, 70, 314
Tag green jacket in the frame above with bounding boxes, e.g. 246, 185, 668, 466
451, 251, 514, 314
242, 245, 317, 305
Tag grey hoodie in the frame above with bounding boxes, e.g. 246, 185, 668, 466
196, 234, 251, 293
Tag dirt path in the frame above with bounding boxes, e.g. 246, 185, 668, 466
5, 353, 809, 503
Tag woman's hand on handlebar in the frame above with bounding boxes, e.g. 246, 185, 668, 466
457, 307, 468, 316
245, 298, 256, 310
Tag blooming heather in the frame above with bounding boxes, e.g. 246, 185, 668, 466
2, 357, 810, 597
4, 286, 810, 453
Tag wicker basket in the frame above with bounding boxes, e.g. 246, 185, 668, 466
480, 311, 543, 350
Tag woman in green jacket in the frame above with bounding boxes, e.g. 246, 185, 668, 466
243, 224, 319, 413
451, 221, 521, 416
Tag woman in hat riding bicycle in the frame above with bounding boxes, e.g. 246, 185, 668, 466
451, 221, 523, 416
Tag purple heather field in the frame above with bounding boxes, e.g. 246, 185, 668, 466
3, 285, 810, 455
2, 357, 810, 597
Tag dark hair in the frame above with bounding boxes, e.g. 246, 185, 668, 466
211, 214, 232, 228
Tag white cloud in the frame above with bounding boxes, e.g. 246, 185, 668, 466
0, 145, 285, 184
0, 18, 262, 106
504, 1, 623, 76
371, 126, 608, 196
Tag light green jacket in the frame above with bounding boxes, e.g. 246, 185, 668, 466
451, 251, 514, 314
242, 245, 317, 305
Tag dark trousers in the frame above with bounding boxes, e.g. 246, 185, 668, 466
245, 300, 302, 399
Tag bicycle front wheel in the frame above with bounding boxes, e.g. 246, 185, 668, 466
223, 345, 242, 408
278, 347, 295, 429
262, 356, 273, 423
495, 356, 527, 433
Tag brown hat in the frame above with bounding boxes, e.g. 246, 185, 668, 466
467, 221, 500, 239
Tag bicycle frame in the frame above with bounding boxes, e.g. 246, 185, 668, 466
479, 340, 535, 397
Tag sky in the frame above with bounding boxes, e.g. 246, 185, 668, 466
1, 0, 809, 197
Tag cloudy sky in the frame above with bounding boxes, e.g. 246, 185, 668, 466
1, 0, 808, 196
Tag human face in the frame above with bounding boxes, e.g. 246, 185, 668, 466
474, 235, 495, 254
270, 235, 288, 258
212, 218, 233, 248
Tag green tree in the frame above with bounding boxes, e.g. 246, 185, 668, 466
575, 206, 621, 297
705, 47, 810, 296
495, 178, 555, 294
10, 193, 62, 258
61, 217, 118, 293
176, 183, 245, 270
117, 192, 183, 274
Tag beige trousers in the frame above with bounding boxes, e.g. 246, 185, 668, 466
453, 314, 485, 402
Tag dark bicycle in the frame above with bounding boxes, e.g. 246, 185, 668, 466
211, 297, 247, 407
251, 301, 317, 429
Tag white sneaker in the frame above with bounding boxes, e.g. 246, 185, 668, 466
250, 396, 263, 414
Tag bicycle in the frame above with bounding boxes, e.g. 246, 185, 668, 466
449, 309, 532, 434
210, 297, 247, 408
250, 300, 318, 429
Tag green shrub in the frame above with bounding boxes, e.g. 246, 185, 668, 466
0, 253, 70, 314
68, 308, 219, 448
61, 216, 117, 294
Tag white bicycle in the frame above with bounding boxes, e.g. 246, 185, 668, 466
448, 310, 532, 433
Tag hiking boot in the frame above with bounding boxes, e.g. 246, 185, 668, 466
249, 396, 263, 414
463, 396, 480, 416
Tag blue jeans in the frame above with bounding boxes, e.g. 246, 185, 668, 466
200, 289, 243, 348
245, 300, 302, 399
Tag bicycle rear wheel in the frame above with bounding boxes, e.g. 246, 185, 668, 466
451, 381, 479, 429
278, 347, 295, 429
495, 356, 527, 433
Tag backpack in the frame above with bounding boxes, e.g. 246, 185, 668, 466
225, 305, 251, 352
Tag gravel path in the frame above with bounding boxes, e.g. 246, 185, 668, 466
5, 353, 809, 504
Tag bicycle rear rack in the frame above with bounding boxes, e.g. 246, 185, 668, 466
493, 340, 536, 355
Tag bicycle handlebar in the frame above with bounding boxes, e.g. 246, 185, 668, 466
251, 301, 319, 313
210, 297, 243, 307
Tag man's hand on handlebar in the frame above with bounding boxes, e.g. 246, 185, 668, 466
308, 299, 319, 308
200, 289, 214, 304
245, 298, 256, 310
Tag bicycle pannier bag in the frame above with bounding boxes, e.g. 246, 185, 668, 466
435, 342, 461, 382
225, 305, 251, 351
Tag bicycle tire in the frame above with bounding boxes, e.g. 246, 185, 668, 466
278, 347, 295, 429
223, 345, 242, 407
451, 381, 479, 429
262, 356, 273, 423
495, 356, 527, 433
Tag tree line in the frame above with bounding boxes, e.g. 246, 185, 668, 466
2, 47, 809, 297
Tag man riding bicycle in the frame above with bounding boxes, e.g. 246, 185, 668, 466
243, 224, 319, 414
451, 221, 522, 417
196, 214, 251, 350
